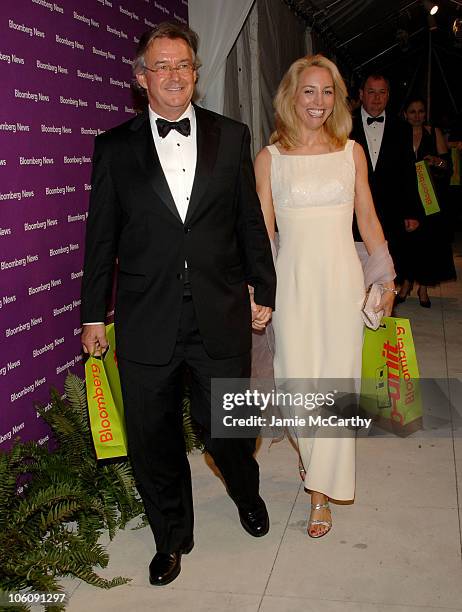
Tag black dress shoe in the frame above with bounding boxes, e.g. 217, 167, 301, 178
149, 552, 181, 586
238, 503, 269, 537
148, 540, 193, 586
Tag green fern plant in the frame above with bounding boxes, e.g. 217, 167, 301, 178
182, 390, 204, 454
0, 373, 203, 611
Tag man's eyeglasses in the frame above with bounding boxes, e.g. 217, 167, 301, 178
144, 62, 195, 76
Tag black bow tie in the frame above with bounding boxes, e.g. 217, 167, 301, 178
156, 117, 191, 138
367, 115, 384, 125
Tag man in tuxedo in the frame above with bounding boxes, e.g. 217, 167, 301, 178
351, 73, 420, 268
80, 22, 276, 586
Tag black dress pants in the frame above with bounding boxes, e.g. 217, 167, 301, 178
118, 296, 262, 554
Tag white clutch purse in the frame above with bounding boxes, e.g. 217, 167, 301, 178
361, 283, 384, 330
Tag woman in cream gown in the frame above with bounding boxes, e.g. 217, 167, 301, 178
254, 55, 396, 537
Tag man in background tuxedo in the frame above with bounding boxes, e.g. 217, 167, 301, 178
351, 74, 421, 270
80, 22, 276, 586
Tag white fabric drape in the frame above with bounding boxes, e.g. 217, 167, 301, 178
224, 0, 308, 154
258, 0, 308, 147
188, 0, 254, 114
223, 2, 261, 157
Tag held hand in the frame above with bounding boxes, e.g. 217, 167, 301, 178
374, 283, 396, 317
424, 154, 444, 168
375, 291, 395, 317
249, 288, 272, 330
252, 321, 266, 331
81, 324, 108, 356
423, 154, 438, 166
252, 305, 272, 331
404, 218, 419, 232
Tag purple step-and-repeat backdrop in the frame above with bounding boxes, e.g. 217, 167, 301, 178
0, 0, 188, 451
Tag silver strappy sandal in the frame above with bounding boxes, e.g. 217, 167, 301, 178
307, 501, 332, 538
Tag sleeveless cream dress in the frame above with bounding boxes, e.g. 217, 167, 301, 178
269, 140, 365, 501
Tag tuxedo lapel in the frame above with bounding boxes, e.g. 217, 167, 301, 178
128, 112, 182, 222
185, 106, 220, 224
355, 115, 374, 175
374, 116, 390, 174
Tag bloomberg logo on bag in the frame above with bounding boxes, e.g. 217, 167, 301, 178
90, 362, 113, 443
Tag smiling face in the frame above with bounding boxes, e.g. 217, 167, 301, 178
294, 66, 335, 129
360, 77, 389, 117
136, 36, 196, 120
404, 100, 426, 127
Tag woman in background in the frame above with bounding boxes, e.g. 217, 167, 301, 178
254, 55, 395, 538
397, 98, 456, 307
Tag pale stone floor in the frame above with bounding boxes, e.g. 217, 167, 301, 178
62, 235, 462, 612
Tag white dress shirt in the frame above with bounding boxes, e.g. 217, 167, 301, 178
149, 104, 197, 223
361, 106, 385, 171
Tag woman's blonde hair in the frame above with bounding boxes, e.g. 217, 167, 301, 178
270, 54, 352, 150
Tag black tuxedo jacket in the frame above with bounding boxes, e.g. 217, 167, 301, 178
81, 105, 276, 365
351, 112, 421, 240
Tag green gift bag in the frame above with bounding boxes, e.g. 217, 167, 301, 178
450, 147, 460, 186
361, 317, 422, 436
416, 160, 440, 216
85, 323, 127, 459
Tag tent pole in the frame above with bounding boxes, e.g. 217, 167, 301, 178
432, 47, 459, 114
399, 54, 424, 114
426, 29, 432, 122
